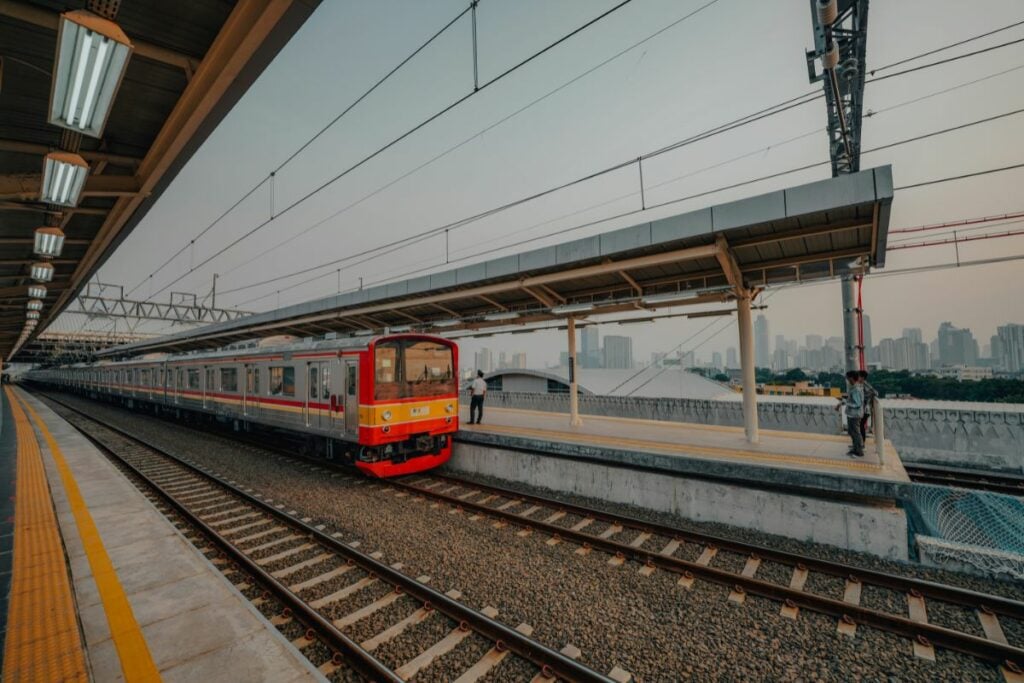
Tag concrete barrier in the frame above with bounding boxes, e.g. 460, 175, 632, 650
449, 442, 909, 560
486, 392, 1024, 473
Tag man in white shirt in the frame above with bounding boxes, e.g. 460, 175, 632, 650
468, 370, 487, 425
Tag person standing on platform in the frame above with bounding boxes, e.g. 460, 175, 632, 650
468, 370, 487, 425
844, 370, 865, 457
858, 369, 877, 441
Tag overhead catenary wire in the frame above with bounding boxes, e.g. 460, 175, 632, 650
126, 2, 477, 298
225, 103, 1024, 306
138, 0, 645, 302
135, 13, 1024, 306
211, 42, 1024, 304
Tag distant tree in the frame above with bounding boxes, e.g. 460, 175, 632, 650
713, 373, 730, 383
782, 368, 808, 382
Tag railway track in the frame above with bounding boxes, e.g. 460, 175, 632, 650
906, 464, 1024, 497
38, 390, 1024, 680
42, 395, 625, 683
385, 471, 1024, 676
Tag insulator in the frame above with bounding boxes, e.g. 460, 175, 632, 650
817, 0, 838, 25
822, 42, 839, 70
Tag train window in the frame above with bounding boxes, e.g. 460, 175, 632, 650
269, 366, 294, 396
374, 342, 400, 400
220, 368, 238, 392
347, 365, 356, 397
308, 366, 318, 399
403, 341, 455, 397
205, 368, 215, 392
141, 369, 149, 387
321, 366, 330, 399
187, 369, 200, 390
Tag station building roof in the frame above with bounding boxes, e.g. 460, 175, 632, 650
485, 367, 732, 401
97, 165, 894, 358
0, 0, 321, 359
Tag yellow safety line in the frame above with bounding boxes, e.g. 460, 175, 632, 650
468, 421, 883, 472
2, 387, 89, 683
12, 389, 162, 682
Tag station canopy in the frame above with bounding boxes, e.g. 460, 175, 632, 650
98, 165, 893, 358
0, 0, 321, 360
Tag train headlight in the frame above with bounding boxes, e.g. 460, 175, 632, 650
382, 410, 392, 422
445, 404, 453, 413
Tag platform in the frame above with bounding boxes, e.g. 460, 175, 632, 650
0, 387, 324, 683
452, 406, 913, 559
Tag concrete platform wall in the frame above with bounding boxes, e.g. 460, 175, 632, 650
449, 442, 909, 561
486, 392, 1024, 473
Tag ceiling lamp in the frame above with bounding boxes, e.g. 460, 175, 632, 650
26, 311, 40, 321
28, 285, 47, 299
26, 299, 44, 311
30, 262, 54, 282
40, 152, 89, 206
34, 227, 66, 257
49, 10, 133, 138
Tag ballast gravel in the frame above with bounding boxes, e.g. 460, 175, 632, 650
43, 394, 1020, 682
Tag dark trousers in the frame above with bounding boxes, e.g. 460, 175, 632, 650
847, 416, 864, 455
470, 395, 484, 423
860, 414, 870, 440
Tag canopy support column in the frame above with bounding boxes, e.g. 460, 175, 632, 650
567, 317, 582, 428
736, 294, 759, 444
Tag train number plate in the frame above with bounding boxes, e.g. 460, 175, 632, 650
410, 406, 429, 417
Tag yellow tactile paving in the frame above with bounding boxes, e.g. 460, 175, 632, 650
9, 388, 163, 682
2, 386, 89, 683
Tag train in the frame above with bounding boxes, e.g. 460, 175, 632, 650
28, 333, 459, 478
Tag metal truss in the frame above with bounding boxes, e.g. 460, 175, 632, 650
806, 0, 868, 176
69, 283, 252, 325
11, 330, 154, 366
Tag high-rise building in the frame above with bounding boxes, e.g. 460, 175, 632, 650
775, 335, 786, 357
805, 334, 823, 351
474, 348, 494, 373
937, 322, 979, 366
754, 315, 771, 368
861, 314, 873, 355
726, 346, 738, 369
512, 352, 527, 369
771, 347, 788, 372
498, 351, 508, 369
711, 351, 723, 369
581, 326, 600, 368
679, 350, 695, 368
995, 323, 1024, 372
602, 335, 634, 369
903, 328, 923, 344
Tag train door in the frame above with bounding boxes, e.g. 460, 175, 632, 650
244, 365, 261, 418
343, 359, 358, 437
304, 361, 332, 429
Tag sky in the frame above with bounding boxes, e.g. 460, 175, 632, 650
55, 0, 1024, 367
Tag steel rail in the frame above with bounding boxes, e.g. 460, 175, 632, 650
905, 465, 1024, 497
388, 477, 1024, 669
421, 473, 1024, 620
40, 393, 612, 683
64, 413, 401, 681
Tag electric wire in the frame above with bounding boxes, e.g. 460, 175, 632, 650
140, 0, 642, 302
211, 44, 1024, 303
124, 2, 475, 297
136, 12, 1024, 305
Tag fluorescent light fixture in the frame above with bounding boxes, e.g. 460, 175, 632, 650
431, 319, 461, 327
353, 328, 374, 336
641, 290, 702, 306
389, 325, 413, 333
551, 303, 594, 315
28, 285, 47, 298
30, 262, 55, 282
34, 227, 67, 257
40, 152, 89, 206
49, 10, 133, 138
26, 311, 40, 320
483, 311, 520, 322
26, 299, 44, 311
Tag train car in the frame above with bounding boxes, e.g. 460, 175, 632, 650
30, 334, 459, 477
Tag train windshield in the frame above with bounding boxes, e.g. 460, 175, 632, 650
375, 340, 455, 400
